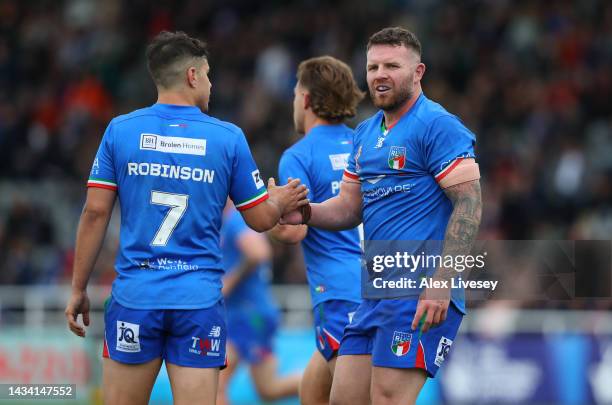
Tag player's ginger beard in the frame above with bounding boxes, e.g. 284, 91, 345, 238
373, 76, 421, 129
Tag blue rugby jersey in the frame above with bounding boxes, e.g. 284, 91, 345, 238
279, 124, 362, 306
345, 94, 477, 313
88, 103, 268, 309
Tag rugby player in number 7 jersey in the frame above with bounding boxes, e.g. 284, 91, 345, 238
282, 27, 482, 405
64, 31, 308, 405
269, 56, 364, 405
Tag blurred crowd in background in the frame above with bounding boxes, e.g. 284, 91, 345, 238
0, 0, 610, 307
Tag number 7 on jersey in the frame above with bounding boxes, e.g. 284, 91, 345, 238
150, 191, 189, 246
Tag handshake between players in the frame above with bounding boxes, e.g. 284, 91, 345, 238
239, 177, 310, 233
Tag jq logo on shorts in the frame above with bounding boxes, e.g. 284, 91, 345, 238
116, 321, 141, 352
435, 336, 453, 366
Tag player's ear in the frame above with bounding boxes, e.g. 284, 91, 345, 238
303, 91, 311, 110
415, 63, 426, 82
187, 66, 198, 88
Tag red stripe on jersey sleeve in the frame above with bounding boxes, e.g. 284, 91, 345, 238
236, 193, 269, 211
87, 183, 118, 191
435, 158, 463, 183
343, 170, 359, 181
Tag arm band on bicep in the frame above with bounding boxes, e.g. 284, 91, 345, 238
437, 159, 480, 189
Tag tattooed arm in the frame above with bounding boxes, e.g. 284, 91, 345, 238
439, 180, 483, 280
412, 179, 482, 331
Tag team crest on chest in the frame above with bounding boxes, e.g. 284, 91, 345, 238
388, 146, 406, 170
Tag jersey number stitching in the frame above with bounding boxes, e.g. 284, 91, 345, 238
150, 191, 189, 246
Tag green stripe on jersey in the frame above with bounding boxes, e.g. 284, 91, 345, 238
235, 189, 267, 207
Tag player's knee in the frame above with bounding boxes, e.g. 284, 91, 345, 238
371, 379, 416, 404
371, 384, 394, 402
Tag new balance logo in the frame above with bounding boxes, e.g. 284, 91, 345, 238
209, 326, 221, 338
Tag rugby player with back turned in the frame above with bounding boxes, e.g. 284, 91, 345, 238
64, 31, 308, 405
269, 56, 364, 405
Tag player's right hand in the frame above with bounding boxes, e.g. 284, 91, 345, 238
268, 177, 309, 214
65, 290, 90, 338
412, 284, 450, 333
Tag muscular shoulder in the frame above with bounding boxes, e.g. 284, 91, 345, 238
416, 97, 470, 132
411, 97, 453, 127
413, 98, 475, 147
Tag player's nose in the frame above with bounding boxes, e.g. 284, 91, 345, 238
372, 70, 390, 82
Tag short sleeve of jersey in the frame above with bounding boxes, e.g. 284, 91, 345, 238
278, 151, 313, 200
87, 123, 117, 191
229, 132, 269, 211
344, 128, 362, 182
423, 115, 476, 183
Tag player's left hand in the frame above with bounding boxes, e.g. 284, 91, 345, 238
412, 283, 450, 333
65, 290, 90, 338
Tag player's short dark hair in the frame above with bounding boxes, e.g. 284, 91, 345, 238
297, 56, 365, 122
146, 31, 209, 89
367, 27, 422, 57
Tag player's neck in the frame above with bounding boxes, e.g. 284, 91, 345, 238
304, 115, 334, 135
156, 91, 196, 107
382, 88, 422, 130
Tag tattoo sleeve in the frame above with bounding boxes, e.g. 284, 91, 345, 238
437, 179, 482, 282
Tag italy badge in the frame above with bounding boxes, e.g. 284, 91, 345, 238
388, 146, 406, 170
391, 331, 412, 356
